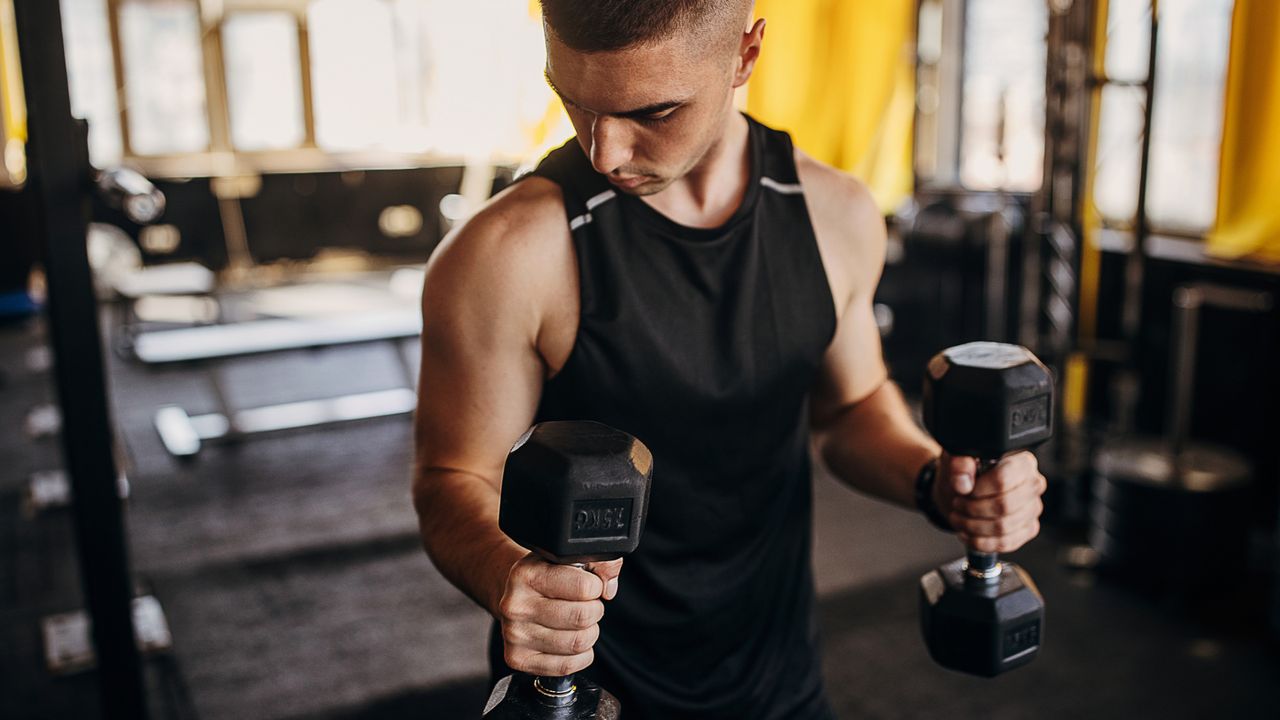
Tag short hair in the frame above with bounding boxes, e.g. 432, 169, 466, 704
540, 0, 752, 53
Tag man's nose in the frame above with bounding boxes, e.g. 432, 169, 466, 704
589, 116, 633, 176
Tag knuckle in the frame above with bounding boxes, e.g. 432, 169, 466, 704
554, 654, 583, 677
570, 629, 593, 654
569, 603, 591, 629
498, 594, 522, 621
519, 562, 544, 593
503, 647, 526, 670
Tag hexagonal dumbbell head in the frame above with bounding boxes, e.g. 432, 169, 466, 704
919, 557, 1045, 677
499, 420, 653, 564
922, 341, 1053, 459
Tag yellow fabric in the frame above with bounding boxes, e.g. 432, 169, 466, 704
0, 0, 27, 187
1078, 0, 1110, 346
0, 0, 22, 141
746, 0, 916, 212
1206, 0, 1280, 263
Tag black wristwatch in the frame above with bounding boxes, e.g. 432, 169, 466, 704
913, 456, 952, 532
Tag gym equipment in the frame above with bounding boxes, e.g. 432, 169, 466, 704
484, 421, 653, 720
919, 341, 1053, 677
41, 595, 172, 676
1090, 283, 1270, 592
96, 166, 166, 225
14, 0, 149, 713
138, 273, 425, 458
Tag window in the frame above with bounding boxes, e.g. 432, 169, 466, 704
306, 0, 553, 157
50, 0, 565, 167
119, 0, 210, 155
307, 0, 401, 151
1092, 0, 1234, 232
223, 12, 306, 151
1145, 0, 1234, 232
60, 0, 122, 167
959, 0, 1048, 192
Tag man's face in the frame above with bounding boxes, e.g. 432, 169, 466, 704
544, 30, 741, 196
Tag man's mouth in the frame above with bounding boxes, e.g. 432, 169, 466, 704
610, 175, 648, 189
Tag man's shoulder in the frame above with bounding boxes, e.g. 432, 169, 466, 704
792, 148, 887, 302
462, 176, 570, 246
793, 149, 879, 220
422, 176, 574, 315
428, 177, 571, 274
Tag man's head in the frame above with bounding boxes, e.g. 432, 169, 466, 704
541, 0, 763, 196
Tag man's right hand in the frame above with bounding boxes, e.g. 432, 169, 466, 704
497, 554, 623, 677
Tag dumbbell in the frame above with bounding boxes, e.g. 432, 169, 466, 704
483, 420, 653, 719
918, 342, 1053, 677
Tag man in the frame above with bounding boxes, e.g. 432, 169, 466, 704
412, 1, 1047, 718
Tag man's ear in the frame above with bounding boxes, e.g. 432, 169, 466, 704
733, 18, 766, 88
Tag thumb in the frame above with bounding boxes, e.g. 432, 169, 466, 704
588, 558, 624, 600
945, 453, 977, 495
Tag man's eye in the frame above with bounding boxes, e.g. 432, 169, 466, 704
636, 111, 676, 126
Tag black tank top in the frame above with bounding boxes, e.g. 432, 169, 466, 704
488, 116, 839, 720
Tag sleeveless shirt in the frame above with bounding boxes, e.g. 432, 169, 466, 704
488, 115, 839, 720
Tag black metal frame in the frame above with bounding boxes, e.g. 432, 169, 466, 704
12, 0, 149, 716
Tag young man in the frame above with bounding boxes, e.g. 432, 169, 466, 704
413, 1, 1047, 718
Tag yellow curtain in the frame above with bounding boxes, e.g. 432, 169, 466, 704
1206, 0, 1280, 262
0, 0, 27, 186
746, 0, 916, 212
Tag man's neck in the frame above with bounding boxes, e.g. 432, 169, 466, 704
642, 112, 751, 229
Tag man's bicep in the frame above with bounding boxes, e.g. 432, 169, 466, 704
413, 238, 547, 490
811, 294, 890, 426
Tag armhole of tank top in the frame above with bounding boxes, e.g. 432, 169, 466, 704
763, 129, 840, 348
518, 170, 593, 385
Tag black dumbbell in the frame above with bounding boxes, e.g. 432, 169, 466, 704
483, 421, 653, 719
919, 342, 1053, 677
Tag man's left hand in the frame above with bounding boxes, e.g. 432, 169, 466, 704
933, 451, 1047, 553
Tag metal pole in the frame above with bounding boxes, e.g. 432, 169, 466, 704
1120, 2, 1158, 349
11, 0, 148, 717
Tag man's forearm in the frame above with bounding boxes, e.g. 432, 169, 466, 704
413, 468, 526, 618
813, 381, 941, 509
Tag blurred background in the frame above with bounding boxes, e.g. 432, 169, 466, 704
1, 0, 1277, 718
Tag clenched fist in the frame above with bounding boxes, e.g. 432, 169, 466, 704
934, 451, 1047, 553
497, 553, 624, 677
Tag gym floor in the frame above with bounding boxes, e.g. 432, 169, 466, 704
2, 313, 1277, 720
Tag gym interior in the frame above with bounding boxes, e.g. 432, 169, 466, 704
2, 0, 1278, 718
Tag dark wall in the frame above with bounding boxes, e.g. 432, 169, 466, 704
0, 185, 38, 293
99, 165, 514, 270
239, 167, 464, 263
1133, 256, 1280, 525
877, 192, 1031, 389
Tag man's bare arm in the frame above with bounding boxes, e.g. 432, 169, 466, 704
802, 165, 938, 508
412, 180, 621, 676
412, 183, 554, 616
802, 159, 1046, 552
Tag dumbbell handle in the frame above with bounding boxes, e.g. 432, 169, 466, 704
963, 458, 1003, 582
530, 561, 591, 708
